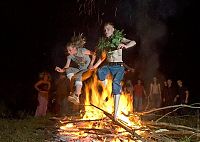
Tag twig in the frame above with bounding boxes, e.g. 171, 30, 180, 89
139, 104, 200, 115
156, 107, 181, 122
145, 121, 200, 133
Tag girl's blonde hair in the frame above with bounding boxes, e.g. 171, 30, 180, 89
65, 33, 86, 51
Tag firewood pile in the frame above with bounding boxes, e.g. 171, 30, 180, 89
50, 104, 200, 142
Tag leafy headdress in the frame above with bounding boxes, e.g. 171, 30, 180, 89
97, 29, 125, 52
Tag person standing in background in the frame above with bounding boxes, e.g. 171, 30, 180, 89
34, 71, 51, 117
149, 77, 161, 109
133, 79, 146, 112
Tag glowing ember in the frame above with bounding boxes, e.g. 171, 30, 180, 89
57, 74, 144, 141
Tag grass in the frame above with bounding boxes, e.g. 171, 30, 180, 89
141, 111, 200, 142
0, 110, 199, 142
0, 114, 54, 142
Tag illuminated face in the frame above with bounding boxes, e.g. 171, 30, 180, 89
104, 24, 115, 38
153, 77, 157, 82
167, 79, 172, 85
67, 45, 77, 55
177, 80, 182, 86
43, 74, 49, 81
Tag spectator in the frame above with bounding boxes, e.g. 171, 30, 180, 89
34, 71, 51, 117
133, 79, 146, 112
149, 77, 162, 109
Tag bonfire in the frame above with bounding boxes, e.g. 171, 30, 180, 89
51, 75, 200, 142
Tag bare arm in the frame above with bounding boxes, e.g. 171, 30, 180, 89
185, 90, 189, 103
34, 80, 42, 91
143, 87, 147, 97
47, 81, 51, 91
83, 49, 97, 68
89, 53, 96, 68
158, 84, 161, 95
174, 94, 180, 102
63, 57, 71, 69
149, 84, 152, 96
92, 51, 106, 69
118, 38, 136, 49
123, 63, 135, 72
55, 57, 71, 73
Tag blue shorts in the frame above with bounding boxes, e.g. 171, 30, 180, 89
97, 64, 125, 95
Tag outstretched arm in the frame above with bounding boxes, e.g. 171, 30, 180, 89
91, 51, 106, 69
55, 57, 71, 73
123, 63, 135, 72
118, 38, 136, 49
84, 49, 97, 68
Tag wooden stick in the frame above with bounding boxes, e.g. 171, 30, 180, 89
145, 121, 200, 133
78, 128, 112, 134
139, 104, 200, 115
155, 107, 180, 122
90, 103, 145, 141
60, 118, 103, 124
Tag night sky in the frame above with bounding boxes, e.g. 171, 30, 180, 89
1, 0, 199, 112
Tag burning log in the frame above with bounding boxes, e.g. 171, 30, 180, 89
89, 104, 179, 141
90, 103, 146, 141
78, 128, 113, 135
60, 118, 103, 124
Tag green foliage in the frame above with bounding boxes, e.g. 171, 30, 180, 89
97, 29, 125, 52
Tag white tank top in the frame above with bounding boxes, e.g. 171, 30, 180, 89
107, 49, 123, 62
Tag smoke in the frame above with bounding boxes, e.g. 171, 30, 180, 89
133, 0, 178, 83
99, 0, 182, 83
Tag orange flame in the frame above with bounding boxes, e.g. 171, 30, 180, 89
83, 74, 141, 127
58, 74, 144, 141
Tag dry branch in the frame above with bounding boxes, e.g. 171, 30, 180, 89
60, 118, 103, 124
145, 121, 200, 133
90, 103, 146, 141
139, 104, 200, 115
78, 128, 112, 135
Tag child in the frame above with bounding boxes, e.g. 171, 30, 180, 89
55, 34, 96, 105
90, 22, 136, 120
